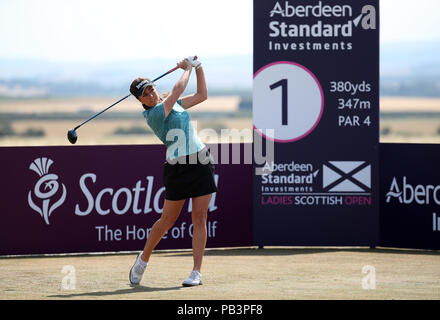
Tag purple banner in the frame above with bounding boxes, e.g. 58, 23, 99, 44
380, 143, 440, 250
0, 143, 252, 255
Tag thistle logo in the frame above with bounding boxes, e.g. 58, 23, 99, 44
28, 157, 67, 225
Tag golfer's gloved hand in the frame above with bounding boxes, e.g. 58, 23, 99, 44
185, 56, 201, 69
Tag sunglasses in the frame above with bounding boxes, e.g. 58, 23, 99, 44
141, 86, 155, 97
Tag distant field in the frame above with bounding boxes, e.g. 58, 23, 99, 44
1, 96, 438, 114
0, 96, 240, 114
380, 118, 440, 143
0, 96, 248, 146
380, 97, 440, 143
380, 97, 440, 113
1, 96, 440, 146
3, 118, 254, 146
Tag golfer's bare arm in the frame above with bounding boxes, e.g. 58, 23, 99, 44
163, 62, 192, 118
179, 67, 208, 109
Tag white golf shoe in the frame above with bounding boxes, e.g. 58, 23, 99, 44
182, 270, 203, 287
129, 252, 147, 285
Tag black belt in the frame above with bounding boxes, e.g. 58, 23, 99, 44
166, 147, 214, 165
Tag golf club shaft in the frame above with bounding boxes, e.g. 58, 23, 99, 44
74, 93, 131, 130
152, 65, 179, 82
74, 65, 181, 131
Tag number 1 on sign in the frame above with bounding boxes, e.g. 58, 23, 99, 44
270, 79, 288, 125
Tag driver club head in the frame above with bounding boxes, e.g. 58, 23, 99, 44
67, 128, 78, 144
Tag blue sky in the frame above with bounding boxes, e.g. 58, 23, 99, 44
0, 0, 439, 62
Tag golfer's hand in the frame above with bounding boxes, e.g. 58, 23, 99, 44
185, 56, 201, 69
177, 59, 192, 71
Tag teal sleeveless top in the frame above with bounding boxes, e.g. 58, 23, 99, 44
142, 99, 205, 160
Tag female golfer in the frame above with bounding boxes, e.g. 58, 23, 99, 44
128, 57, 217, 287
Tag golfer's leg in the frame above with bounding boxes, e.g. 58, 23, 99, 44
191, 193, 212, 272
141, 199, 185, 262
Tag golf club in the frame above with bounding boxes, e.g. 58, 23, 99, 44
66, 60, 194, 144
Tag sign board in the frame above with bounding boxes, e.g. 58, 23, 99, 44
253, 0, 380, 245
